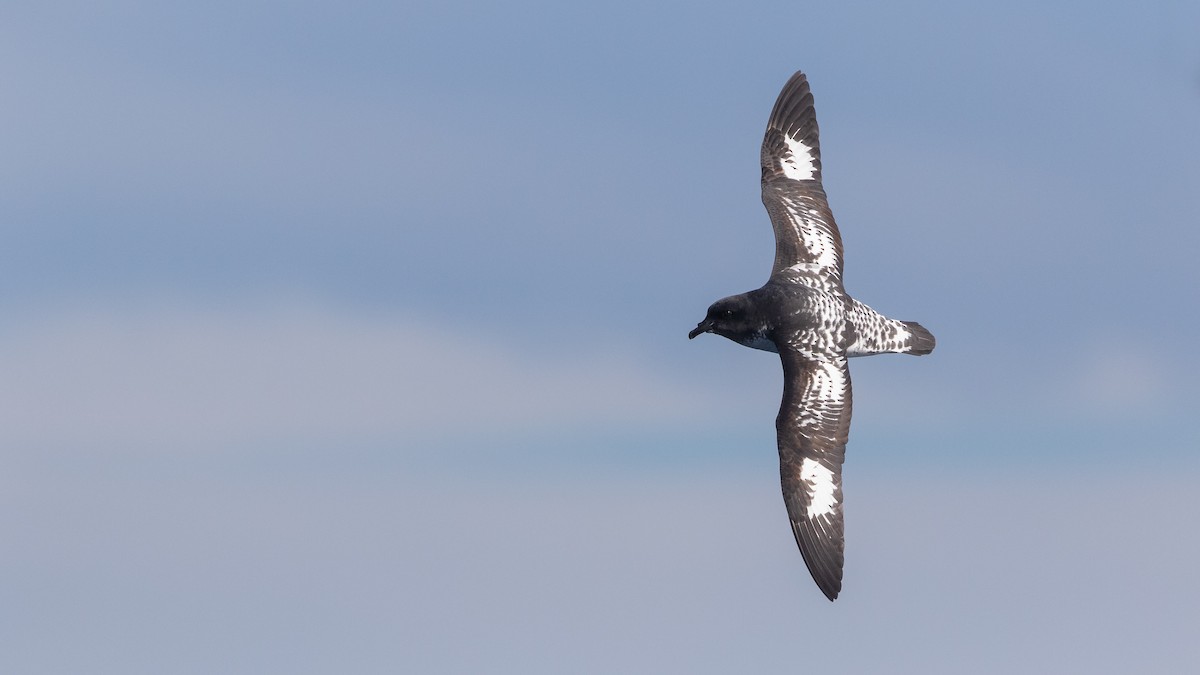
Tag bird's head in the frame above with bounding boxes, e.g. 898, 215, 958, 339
688, 295, 761, 341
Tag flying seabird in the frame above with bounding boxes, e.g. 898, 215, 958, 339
688, 71, 935, 601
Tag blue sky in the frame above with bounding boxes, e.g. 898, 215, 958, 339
3, 1, 1200, 672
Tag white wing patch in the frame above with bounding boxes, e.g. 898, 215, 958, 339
779, 135, 817, 181
800, 457, 838, 518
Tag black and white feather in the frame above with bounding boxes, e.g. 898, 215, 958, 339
688, 71, 935, 601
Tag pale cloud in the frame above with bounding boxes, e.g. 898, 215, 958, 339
0, 302, 717, 454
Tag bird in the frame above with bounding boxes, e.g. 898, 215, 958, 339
688, 71, 935, 601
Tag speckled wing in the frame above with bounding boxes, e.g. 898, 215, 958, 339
776, 347, 852, 601
760, 71, 844, 283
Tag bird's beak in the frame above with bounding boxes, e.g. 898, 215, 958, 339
688, 318, 713, 340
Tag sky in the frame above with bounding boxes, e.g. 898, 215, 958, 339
3, 1, 1199, 672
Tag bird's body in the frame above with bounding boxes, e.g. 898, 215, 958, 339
688, 71, 934, 601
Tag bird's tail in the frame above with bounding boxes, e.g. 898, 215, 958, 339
901, 321, 936, 356
844, 298, 936, 357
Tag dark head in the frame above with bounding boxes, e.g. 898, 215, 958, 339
688, 294, 765, 342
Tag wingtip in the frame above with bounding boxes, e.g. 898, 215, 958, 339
790, 516, 845, 603
762, 69, 822, 183
767, 71, 816, 131
815, 570, 842, 602
785, 70, 808, 87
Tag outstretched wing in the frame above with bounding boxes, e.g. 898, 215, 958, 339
776, 347, 852, 601
760, 71, 844, 282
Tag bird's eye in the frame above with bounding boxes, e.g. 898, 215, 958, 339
723, 309, 734, 318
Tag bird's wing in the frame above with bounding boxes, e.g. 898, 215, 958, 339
760, 71, 844, 282
776, 346, 852, 601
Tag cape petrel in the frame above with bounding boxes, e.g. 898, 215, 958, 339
688, 71, 935, 601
